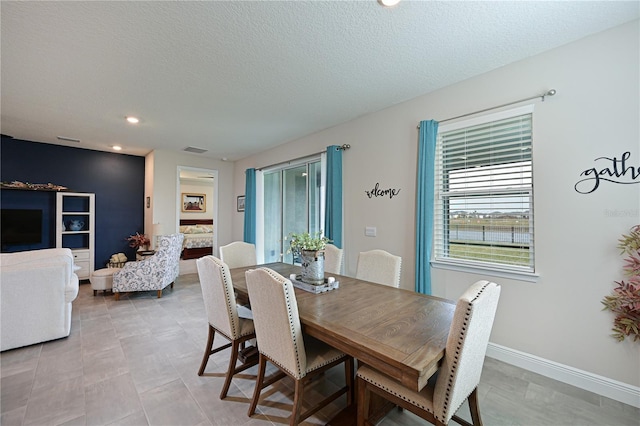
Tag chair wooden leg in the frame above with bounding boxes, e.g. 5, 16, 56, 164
157, 290, 162, 298
248, 354, 268, 417
114, 292, 120, 301
220, 339, 241, 399
290, 379, 305, 426
357, 377, 369, 426
343, 357, 354, 406
171, 282, 174, 289
93, 289, 97, 296
468, 387, 482, 426
198, 325, 215, 376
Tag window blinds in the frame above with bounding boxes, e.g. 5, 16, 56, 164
434, 110, 534, 272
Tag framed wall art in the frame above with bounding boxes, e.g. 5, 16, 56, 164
182, 193, 206, 212
237, 195, 245, 212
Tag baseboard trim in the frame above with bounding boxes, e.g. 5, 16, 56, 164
486, 343, 640, 408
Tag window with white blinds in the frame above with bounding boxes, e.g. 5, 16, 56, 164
434, 106, 535, 273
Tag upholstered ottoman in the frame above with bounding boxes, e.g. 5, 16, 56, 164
90, 268, 120, 296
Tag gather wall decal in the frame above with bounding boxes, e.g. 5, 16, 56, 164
574, 151, 640, 194
365, 182, 401, 199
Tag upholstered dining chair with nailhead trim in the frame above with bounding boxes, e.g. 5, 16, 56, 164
324, 243, 344, 275
196, 255, 257, 399
356, 280, 501, 426
356, 249, 402, 288
245, 267, 354, 426
219, 241, 257, 269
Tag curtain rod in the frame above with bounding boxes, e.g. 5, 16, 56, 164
418, 89, 556, 128
256, 144, 350, 171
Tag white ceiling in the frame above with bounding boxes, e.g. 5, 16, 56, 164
2, 1, 638, 161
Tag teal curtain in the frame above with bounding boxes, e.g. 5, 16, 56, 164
243, 168, 256, 244
324, 145, 343, 248
416, 120, 438, 295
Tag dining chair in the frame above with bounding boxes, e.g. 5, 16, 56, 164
219, 241, 257, 269
356, 280, 501, 426
355, 249, 402, 287
195, 255, 258, 399
324, 243, 343, 275
245, 267, 354, 426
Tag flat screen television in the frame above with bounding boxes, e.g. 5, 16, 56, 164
1, 209, 43, 245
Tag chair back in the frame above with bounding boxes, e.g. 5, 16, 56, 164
245, 267, 307, 379
157, 233, 184, 282
355, 249, 401, 287
196, 256, 242, 339
324, 243, 343, 275
219, 241, 257, 269
433, 280, 501, 423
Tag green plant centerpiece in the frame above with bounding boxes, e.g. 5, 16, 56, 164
601, 225, 640, 342
287, 231, 330, 285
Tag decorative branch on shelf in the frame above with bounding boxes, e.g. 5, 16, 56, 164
1, 181, 68, 191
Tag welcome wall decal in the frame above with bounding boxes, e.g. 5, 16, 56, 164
574, 151, 640, 194
366, 182, 401, 199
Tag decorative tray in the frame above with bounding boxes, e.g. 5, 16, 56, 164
290, 275, 339, 294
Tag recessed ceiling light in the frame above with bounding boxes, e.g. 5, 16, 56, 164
126, 116, 139, 124
112, 145, 122, 151
378, 0, 400, 7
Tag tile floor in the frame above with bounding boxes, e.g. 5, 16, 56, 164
1, 273, 638, 426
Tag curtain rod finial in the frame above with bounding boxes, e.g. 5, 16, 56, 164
338, 144, 351, 151
542, 89, 557, 101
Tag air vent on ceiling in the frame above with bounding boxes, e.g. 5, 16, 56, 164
183, 146, 208, 154
57, 136, 80, 143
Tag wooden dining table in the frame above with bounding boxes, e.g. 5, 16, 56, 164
229, 262, 456, 394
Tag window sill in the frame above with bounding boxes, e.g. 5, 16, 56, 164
431, 260, 539, 283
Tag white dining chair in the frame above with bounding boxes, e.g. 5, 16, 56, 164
195, 255, 257, 399
324, 243, 343, 275
356, 280, 501, 426
245, 267, 354, 425
219, 241, 257, 269
355, 249, 402, 288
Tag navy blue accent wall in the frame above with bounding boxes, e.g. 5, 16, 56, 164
1, 136, 145, 267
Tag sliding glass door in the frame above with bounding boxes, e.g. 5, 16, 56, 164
262, 159, 322, 264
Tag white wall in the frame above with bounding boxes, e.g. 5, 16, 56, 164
233, 21, 640, 388
147, 150, 234, 247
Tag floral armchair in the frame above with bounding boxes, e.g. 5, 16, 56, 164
113, 233, 184, 300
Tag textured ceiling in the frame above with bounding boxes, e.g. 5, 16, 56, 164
2, 1, 638, 160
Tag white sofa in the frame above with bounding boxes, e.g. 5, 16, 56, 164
1, 248, 79, 351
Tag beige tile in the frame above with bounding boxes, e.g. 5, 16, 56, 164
84, 373, 142, 425
107, 410, 150, 426
0, 345, 41, 378
32, 345, 84, 391
138, 378, 208, 426
127, 351, 181, 394
23, 376, 85, 426
1, 276, 638, 426
1, 368, 36, 414
83, 345, 130, 387
1, 405, 26, 425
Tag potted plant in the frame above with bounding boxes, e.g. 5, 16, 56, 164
601, 225, 640, 342
126, 232, 151, 251
287, 231, 330, 285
